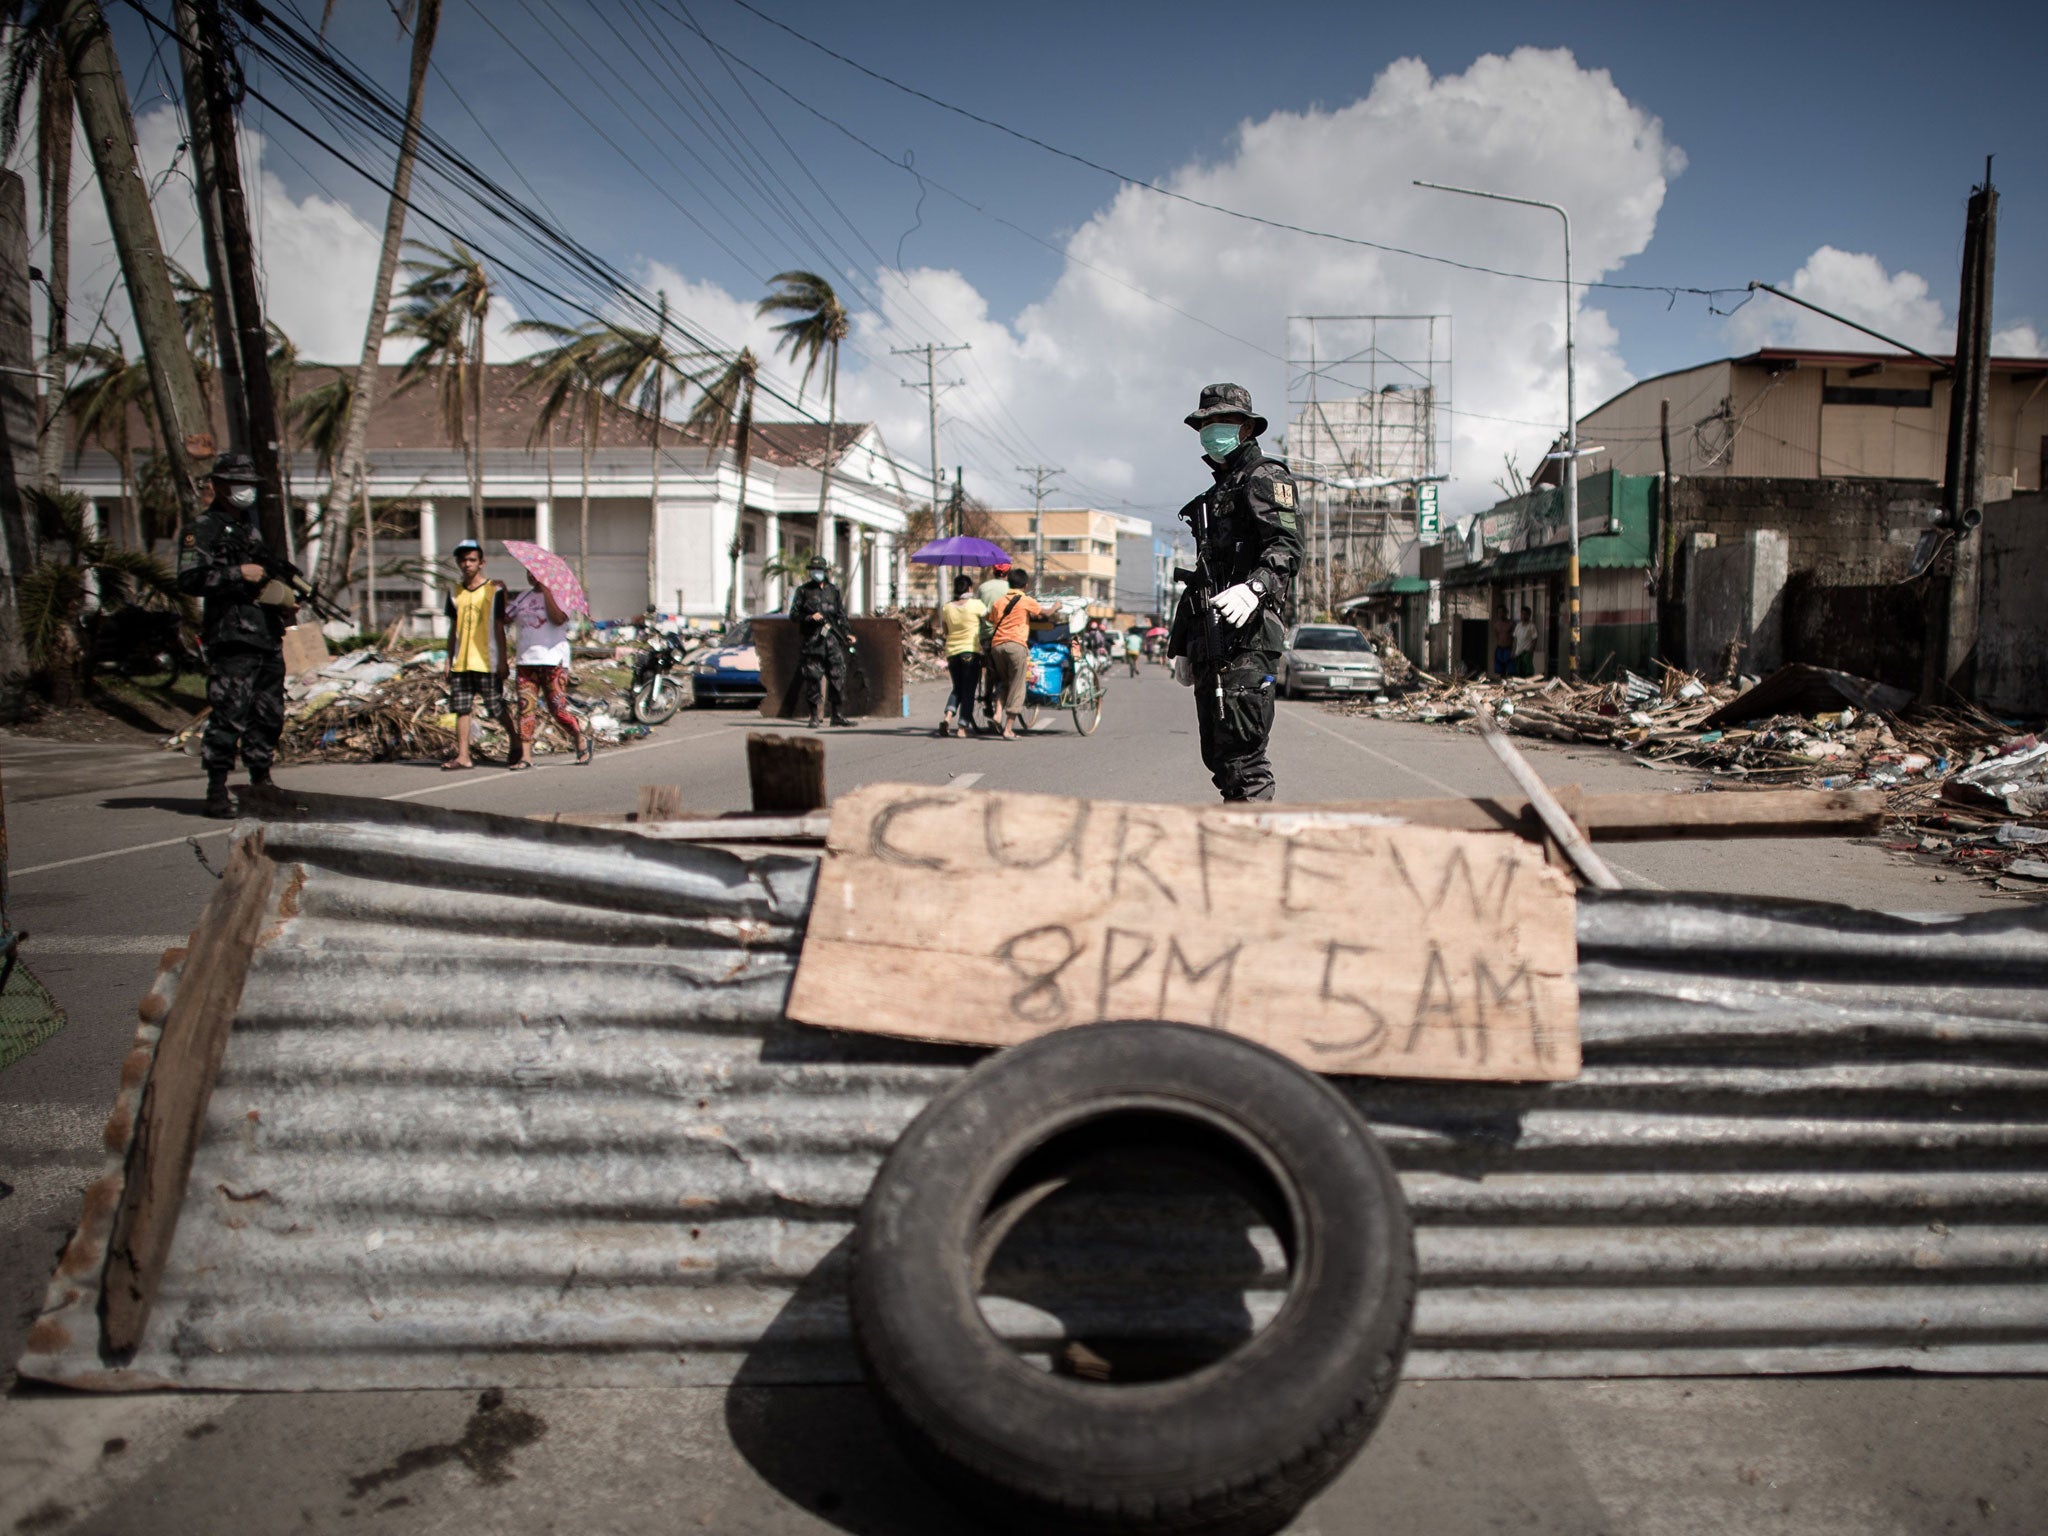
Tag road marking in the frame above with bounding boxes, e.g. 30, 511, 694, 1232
1280, 703, 1666, 890
11, 830, 231, 877
949, 772, 984, 789
11, 725, 735, 876
1283, 703, 1467, 796
25, 935, 188, 955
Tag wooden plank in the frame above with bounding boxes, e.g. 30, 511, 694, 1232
1223, 788, 1883, 841
100, 832, 275, 1358
636, 784, 684, 823
788, 785, 1580, 1083
747, 732, 827, 814
1477, 707, 1623, 890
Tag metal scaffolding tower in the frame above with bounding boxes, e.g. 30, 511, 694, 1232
1284, 315, 1452, 612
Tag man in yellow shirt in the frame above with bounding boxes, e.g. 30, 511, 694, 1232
441, 539, 518, 770
937, 574, 986, 737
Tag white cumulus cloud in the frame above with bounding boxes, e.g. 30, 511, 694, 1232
1729, 245, 2044, 360
39, 103, 531, 372
826, 47, 1685, 522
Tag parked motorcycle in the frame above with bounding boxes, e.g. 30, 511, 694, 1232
86, 607, 202, 686
627, 629, 693, 724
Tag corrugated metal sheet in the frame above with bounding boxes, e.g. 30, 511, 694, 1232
20, 793, 2048, 1390
1731, 366, 1824, 476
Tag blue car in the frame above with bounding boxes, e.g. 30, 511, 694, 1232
689, 616, 773, 705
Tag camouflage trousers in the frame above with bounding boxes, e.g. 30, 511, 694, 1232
798, 646, 849, 719
201, 646, 285, 776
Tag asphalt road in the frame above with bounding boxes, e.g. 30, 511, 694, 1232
3, 669, 2041, 1535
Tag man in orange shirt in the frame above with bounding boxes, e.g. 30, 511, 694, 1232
985, 568, 1046, 740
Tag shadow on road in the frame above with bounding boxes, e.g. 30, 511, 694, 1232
724, 1233, 962, 1535
99, 793, 216, 817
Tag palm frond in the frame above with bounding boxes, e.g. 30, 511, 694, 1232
17, 559, 84, 670
21, 483, 84, 547
91, 545, 183, 611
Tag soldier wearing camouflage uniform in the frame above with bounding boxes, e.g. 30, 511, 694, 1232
789, 554, 855, 728
1167, 384, 1304, 801
177, 455, 290, 818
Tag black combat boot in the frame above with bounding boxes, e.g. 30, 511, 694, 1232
203, 772, 234, 819
829, 714, 854, 728
247, 767, 274, 790
807, 710, 823, 729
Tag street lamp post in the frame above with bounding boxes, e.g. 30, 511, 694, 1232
1415, 180, 1579, 679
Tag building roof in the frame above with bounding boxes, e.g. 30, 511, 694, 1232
1733, 346, 2047, 374
748, 420, 874, 469
66, 362, 871, 465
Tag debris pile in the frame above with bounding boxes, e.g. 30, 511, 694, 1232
894, 610, 949, 682
1345, 662, 2048, 891
166, 645, 643, 764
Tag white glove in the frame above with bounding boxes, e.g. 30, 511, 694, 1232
1172, 656, 1195, 687
1210, 583, 1260, 627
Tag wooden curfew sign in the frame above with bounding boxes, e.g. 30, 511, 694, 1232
788, 786, 1580, 1082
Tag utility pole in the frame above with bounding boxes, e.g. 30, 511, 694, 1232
892, 341, 967, 529
58, 0, 211, 515
172, 0, 246, 453
945, 466, 963, 540
1925, 161, 1998, 703
1017, 463, 1059, 587
185, 0, 291, 555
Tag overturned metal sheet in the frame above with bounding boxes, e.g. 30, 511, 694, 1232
20, 791, 2048, 1388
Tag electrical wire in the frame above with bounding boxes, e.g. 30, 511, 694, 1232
140, 2, 948, 493
717, 0, 1745, 304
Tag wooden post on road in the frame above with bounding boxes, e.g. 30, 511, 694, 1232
747, 732, 826, 814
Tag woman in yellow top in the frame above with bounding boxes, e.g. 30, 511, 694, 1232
937, 574, 987, 738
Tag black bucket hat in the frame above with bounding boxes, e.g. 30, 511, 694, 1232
1183, 382, 1267, 438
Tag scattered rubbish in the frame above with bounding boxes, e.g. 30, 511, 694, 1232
1699, 664, 1912, 731
1340, 661, 2047, 895
164, 641, 639, 764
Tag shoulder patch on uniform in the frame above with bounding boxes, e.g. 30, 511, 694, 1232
1278, 510, 1298, 532
1272, 479, 1295, 509
182, 531, 196, 547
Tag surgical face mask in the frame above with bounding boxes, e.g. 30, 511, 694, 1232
1198, 423, 1241, 459
224, 484, 258, 510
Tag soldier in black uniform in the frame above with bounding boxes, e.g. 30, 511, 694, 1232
176, 455, 290, 818
789, 554, 854, 728
1167, 383, 1304, 801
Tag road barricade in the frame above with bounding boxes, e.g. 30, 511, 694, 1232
19, 788, 2048, 1390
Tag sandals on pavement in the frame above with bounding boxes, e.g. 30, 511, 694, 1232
574, 740, 593, 766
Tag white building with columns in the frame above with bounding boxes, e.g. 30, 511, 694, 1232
60, 363, 922, 628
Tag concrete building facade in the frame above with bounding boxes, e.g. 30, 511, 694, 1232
980, 507, 1154, 613
59, 364, 919, 627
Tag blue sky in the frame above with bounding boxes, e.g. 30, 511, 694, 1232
77, 0, 2048, 517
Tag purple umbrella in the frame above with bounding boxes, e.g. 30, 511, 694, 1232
910, 535, 1010, 565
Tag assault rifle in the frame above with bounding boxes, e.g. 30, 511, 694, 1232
219, 524, 351, 626
1173, 489, 1226, 709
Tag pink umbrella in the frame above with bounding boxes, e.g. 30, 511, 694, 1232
501, 539, 590, 618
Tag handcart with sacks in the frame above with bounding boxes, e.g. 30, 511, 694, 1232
1019, 597, 1106, 736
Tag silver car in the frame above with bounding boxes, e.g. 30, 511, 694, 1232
1279, 623, 1385, 699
